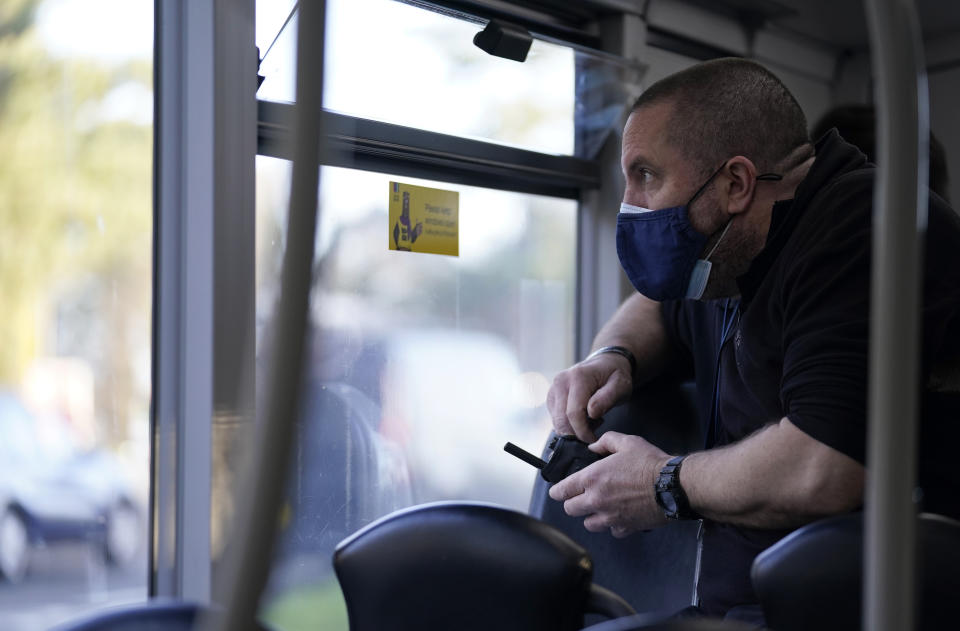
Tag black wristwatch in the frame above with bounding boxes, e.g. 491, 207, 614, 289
654, 455, 701, 520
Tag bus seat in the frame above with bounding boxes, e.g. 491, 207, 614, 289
751, 511, 960, 630
49, 600, 274, 631
529, 378, 705, 617
582, 612, 763, 630
332, 501, 636, 631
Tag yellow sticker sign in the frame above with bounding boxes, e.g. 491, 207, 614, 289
389, 182, 459, 256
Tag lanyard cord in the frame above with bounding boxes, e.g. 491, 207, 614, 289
706, 299, 738, 448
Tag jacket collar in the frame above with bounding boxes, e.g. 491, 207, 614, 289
735, 129, 870, 304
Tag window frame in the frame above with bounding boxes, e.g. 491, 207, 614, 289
152, 0, 256, 602
257, 102, 599, 199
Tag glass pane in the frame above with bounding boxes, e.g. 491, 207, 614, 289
254, 158, 577, 630
0, 1, 153, 628
257, 0, 576, 155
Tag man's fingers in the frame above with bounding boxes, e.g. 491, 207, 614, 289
547, 378, 576, 435
583, 513, 613, 532
588, 430, 624, 455
586, 373, 627, 420
548, 355, 631, 440
562, 491, 594, 517
610, 526, 633, 539
548, 473, 585, 502
550, 412, 575, 437
565, 380, 596, 442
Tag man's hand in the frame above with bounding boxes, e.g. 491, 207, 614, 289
548, 432, 672, 537
547, 353, 633, 442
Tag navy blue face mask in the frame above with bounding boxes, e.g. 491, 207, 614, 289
615, 164, 782, 301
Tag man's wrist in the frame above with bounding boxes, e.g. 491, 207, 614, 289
586, 345, 637, 375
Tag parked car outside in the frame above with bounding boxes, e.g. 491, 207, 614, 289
0, 391, 142, 583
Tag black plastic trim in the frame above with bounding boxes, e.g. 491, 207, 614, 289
403, 0, 602, 49
258, 100, 598, 199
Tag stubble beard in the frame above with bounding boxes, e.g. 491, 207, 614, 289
698, 219, 759, 301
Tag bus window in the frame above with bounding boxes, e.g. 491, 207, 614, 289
257, 0, 576, 155
0, 1, 153, 628
251, 159, 576, 629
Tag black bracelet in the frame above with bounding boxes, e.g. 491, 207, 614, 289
585, 345, 637, 375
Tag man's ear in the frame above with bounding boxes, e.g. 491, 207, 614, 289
721, 156, 758, 215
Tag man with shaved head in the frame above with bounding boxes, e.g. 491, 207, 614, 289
546, 58, 960, 624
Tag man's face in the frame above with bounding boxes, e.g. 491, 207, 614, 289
620, 101, 756, 299
620, 102, 719, 235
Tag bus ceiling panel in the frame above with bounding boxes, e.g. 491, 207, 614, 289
757, 0, 960, 53
644, 0, 840, 82
644, 25, 838, 86
400, 0, 603, 49
407, 0, 651, 42
753, 29, 839, 83
258, 101, 597, 199
468, 0, 647, 20
646, 0, 751, 57
923, 33, 960, 74
672, 0, 797, 25
411, 0, 596, 24
404, 1, 656, 55
577, 0, 647, 16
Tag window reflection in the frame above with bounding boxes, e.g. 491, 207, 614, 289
255, 159, 577, 630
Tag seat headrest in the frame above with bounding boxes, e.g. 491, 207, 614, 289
334, 502, 594, 631
752, 511, 960, 630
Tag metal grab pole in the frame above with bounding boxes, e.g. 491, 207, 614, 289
863, 0, 930, 630
211, 1, 326, 630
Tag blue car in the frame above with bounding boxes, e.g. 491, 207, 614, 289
0, 392, 142, 583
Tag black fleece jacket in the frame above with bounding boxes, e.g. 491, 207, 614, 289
662, 129, 960, 615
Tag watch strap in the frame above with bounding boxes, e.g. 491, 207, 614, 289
654, 455, 701, 520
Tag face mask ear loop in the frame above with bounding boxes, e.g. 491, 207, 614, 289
686, 162, 728, 208
703, 217, 734, 262
700, 169, 780, 260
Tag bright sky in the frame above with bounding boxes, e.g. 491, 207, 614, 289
36, 0, 153, 62
35, 0, 286, 61
33, 0, 575, 153
34, 1, 152, 126
256, 0, 574, 155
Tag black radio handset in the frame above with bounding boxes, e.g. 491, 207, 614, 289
504, 434, 603, 484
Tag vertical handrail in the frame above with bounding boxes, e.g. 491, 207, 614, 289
863, 1, 929, 630
211, 1, 326, 630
